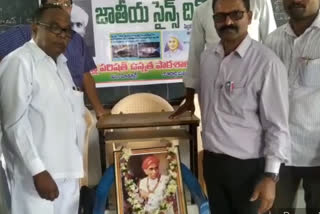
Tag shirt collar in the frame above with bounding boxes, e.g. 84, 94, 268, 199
214, 34, 252, 58
28, 39, 48, 60
285, 10, 320, 37
311, 10, 320, 28
28, 39, 67, 64
234, 35, 252, 58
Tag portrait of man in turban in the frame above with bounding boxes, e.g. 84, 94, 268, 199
114, 147, 187, 214
138, 155, 175, 214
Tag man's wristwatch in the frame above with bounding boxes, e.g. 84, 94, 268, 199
263, 172, 279, 182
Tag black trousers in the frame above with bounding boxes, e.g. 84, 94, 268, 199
271, 165, 320, 214
203, 150, 264, 214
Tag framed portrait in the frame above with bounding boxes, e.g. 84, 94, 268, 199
114, 146, 187, 214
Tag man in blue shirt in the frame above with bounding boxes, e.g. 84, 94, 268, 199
0, 0, 107, 118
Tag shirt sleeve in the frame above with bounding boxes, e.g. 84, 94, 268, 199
183, 8, 206, 91
81, 36, 96, 73
259, 0, 277, 42
259, 59, 290, 174
0, 56, 45, 176
0, 25, 31, 59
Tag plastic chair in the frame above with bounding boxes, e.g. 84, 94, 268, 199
111, 93, 174, 114
80, 108, 95, 186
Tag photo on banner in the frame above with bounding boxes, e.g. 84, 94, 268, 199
72, 0, 96, 56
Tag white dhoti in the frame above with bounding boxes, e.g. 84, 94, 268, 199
10, 176, 79, 214
0, 127, 11, 214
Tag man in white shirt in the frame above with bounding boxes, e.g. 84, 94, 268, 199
0, 5, 86, 214
196, 0, 290, 213
265, 0, 320, 213
170, 0, 277, 117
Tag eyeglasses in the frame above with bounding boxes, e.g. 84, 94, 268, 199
37, 22, 73, 39
213, 10, 246, 23
50, 2, 72, 8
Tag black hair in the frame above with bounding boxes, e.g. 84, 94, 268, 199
40, 0, 73, 6
32, 4, 64, 23
212, 0, 250, 11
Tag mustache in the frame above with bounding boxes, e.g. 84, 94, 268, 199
289, 3, 305, 9
219, 25, 239, 32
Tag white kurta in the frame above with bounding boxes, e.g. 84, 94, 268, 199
0, 40, 87, 214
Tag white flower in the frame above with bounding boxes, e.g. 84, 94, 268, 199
121, 148, 132, 161
167, 184, 177, 193
168, 146, 175, 153
171, 159, 177, 165
170, 172, 178, 178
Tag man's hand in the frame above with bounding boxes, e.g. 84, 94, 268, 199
169, 88, 196, 119
250, 177, 276, 214
33, 171, 59, 201
169, 99, 195, 119
96, 108, 108, 120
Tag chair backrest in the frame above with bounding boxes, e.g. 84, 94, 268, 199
111, 93, 174, 114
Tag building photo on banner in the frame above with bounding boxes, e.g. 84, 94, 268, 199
71, 0, 204, 87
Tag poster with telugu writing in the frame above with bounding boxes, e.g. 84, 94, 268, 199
84, 0, 205, 87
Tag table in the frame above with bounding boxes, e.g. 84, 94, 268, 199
97, 111, 200, 177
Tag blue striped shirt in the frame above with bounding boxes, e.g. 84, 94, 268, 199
0, 25, 96, 89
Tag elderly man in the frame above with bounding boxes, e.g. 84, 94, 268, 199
265, 0, 320, 213
0, 5, 86, 214
0, 0, 106, 118
170, 0, 276, 117
195, 0, 290, 213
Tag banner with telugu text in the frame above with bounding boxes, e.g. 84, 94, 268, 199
88, 0, 205, 87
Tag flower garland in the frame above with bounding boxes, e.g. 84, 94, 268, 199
120, 146, 178, 214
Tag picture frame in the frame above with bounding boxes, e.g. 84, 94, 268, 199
114, 146, 187, 214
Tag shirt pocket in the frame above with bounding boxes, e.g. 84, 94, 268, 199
300, 58, 320, 88
218, 82, 248, 116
